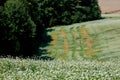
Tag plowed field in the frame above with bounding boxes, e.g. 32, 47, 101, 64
98, 0, 120, 14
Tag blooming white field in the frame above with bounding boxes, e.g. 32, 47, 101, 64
0, 57, 120, 80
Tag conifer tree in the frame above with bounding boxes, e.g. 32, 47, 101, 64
0, 0, 36, 56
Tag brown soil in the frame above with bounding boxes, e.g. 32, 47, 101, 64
60, 29, 69, 52
80, 27, 93, 47
80, 27, 94, 56
64, 39, 69, 52
98, 0, 120, 14
51, 34, 58, 45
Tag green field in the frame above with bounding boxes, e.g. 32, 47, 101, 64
41, 14, 120, 60
0, 14, 120, 80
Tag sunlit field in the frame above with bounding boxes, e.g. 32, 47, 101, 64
44, 14, 120, 60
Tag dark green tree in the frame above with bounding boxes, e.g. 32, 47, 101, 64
81, 0, 101, 20
0, 0, 7, 6
0, 0, 36, 56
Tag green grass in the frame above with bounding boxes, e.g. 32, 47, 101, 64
102, 14, 120, 19
43, 15, 120, 60
0, 58, 120, 80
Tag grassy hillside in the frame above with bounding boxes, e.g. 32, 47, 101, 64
41, 14, 120, 60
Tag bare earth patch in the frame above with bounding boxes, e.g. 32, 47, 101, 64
80, 27, 94, 56
60, 29, 69, 52
98, 0, 120, 14
51, 34, 58, 45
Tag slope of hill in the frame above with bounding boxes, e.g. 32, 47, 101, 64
41, 15, 120, 60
